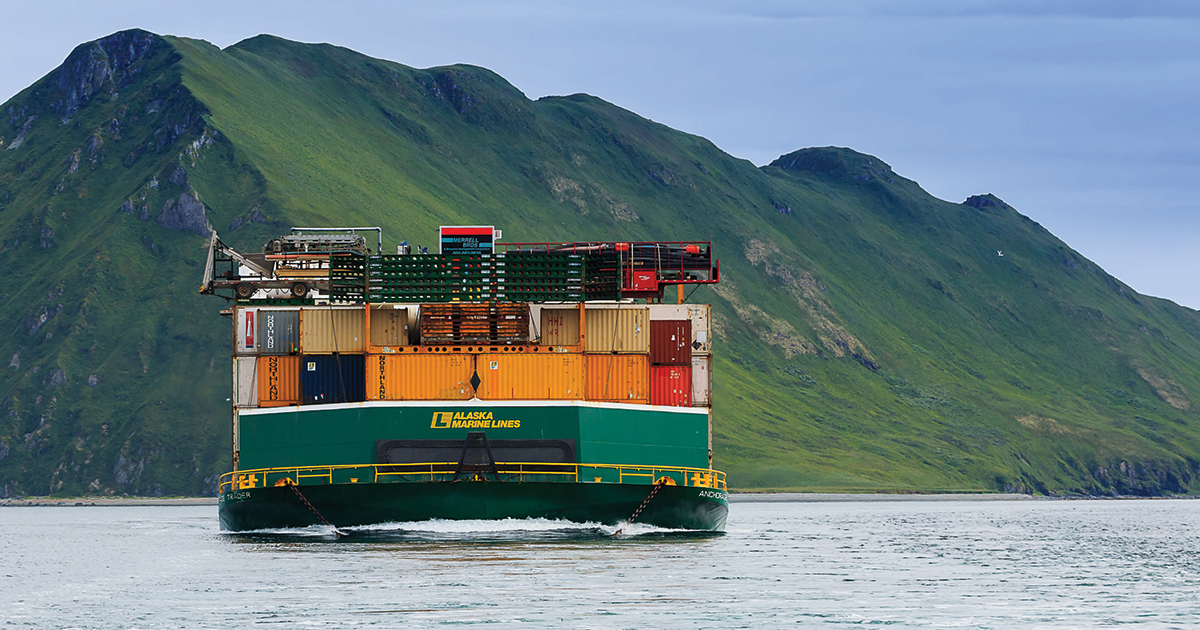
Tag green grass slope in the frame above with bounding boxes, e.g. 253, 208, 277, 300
2, 30, 1199, 496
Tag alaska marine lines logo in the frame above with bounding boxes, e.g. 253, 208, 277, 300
430, 411, 521, 429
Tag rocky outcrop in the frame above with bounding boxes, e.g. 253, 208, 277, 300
157, 192, 212, 236
4, 115, 35, 151
49, 30, 159, 120
964, 194, 1011, 210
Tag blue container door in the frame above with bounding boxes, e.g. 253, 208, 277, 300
300, 354, 365, 404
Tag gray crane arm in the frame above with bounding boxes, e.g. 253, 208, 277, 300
198, 232, 276, 293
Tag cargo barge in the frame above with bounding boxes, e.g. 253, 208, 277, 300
202, 227, 728, 531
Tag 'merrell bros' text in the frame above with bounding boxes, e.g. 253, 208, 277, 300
430, 411, 520, 429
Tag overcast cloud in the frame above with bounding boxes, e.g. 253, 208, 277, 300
2, 1, 1197, 307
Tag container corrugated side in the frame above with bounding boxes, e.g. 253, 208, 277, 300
650, 319, 692, 365
365, 354, 475, 400
301, 307, 366, 353
257, 310, 299, 355
584, 307, 649, 354
539, 307, 580, 345
256, 355, 300, 406
369, 306, 410, 349
233, 356, 258, 408
585, 354, 650, 403
690, 355, 711, 407
477, 353, 584, 400
299, 355, 366, 404
650, 365, 692, 407
235, 307, 258, 355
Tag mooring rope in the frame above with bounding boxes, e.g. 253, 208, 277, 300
287, 481, 345, 537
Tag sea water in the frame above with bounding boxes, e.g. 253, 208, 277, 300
2, 498, 1198, 628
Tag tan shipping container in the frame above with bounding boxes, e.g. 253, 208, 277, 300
477, 353, 584, 400
369, 305, 410, 349
257, 355, 300, 407
366, 354, 475, 401
539, 307, 580, 345
585, 354, 650, 403
301, 307, 366, 354
584, 307, 649, 354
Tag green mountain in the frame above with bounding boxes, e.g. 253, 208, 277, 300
3, 30, 1200, 497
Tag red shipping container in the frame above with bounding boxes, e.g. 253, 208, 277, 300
650, 319, 692, 365
650, 365, 692, 406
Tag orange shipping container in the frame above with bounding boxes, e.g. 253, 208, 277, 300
585, 354, 650, 403
584, 307, 649, 354
301, 307, 366, 354
256, 355, 300, 407
477, 353, 583, 400
366, 354, 474, 401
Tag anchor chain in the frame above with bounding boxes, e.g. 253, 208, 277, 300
614, 477, 670, 535
286, 481, 345, 537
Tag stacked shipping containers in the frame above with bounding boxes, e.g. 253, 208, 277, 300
233, 305, 369, 407
537, 305, 653, 404
232, 302, 708, 409
648, 304, 711, 407
234, 307, 302, 407
299, 306, 366, 404
648, 313, 692, 407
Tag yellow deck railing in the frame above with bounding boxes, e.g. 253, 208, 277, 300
219, 462, 726, 494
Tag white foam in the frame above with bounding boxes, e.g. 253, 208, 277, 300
223, 518, 688, 539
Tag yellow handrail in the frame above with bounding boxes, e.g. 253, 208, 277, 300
220, 462, 726, 494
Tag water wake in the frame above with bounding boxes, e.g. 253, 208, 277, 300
222, 517, 703, 543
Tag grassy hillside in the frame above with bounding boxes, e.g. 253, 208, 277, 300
2, 30, 1199, 496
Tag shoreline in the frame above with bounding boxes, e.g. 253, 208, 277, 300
3, 492, 1194, 507
729, 492, 1036, 503
0, 497, 218, 507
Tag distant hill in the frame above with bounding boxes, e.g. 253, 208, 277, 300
3, 30, 1199, 497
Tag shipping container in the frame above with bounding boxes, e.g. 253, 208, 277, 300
235, 307, 258, 355
585, 354, 650, 403
650, 365, 692, 407
301, 307, 366, 354
649, 304, 710, 354
539, 307, 580, 345
650, 319, 692, 365
690, 355, 711, 407
369, 305, 410, 349
299, 355, 366, 404
233, 356, 258, 408
476, 353, 584, 400
686, 304, 711, 355
366, 354, 475, 400
584, 307, 649, 354
256, 355, 300, 407
257, 310, 299, 355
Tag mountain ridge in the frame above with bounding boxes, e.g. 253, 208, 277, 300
2, 30, 1199, 497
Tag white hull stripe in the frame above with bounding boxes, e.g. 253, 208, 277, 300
239, 399, 708, 417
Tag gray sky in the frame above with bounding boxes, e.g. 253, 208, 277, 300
4, 1, 1198, 308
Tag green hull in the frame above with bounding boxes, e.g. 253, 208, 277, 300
219, 480, 728, 532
